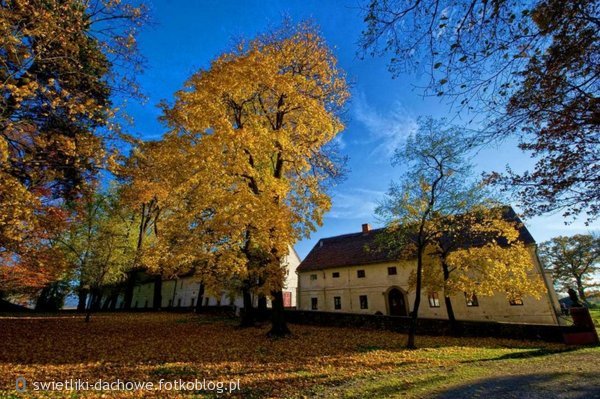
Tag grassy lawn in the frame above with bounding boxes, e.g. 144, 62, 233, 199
0, 313, 598, 398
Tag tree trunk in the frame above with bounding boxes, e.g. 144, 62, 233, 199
101, 293, 110, 311
77, 289, 88, 312
123, 271, 136, 310
35, 286, 51, 311
257, 294, 268, 321
441, 260, 460, 335
108, 289, 119, 311
268, 290, 291, 337
153, 275, 162, 310
91, 289, 102, 311
407, 246, 424, 349
195, 283, 205, 313
239, 287, 255, 327
575, 276, 588, 304
85, 300, 92, 322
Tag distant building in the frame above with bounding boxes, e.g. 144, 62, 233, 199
120, 248, 301, 310
297, 211, 562, 325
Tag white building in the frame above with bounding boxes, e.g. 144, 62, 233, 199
123, 248, 301, 310
297, 213, 562, 326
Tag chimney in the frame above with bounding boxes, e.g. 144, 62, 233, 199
362, 223, 371, 234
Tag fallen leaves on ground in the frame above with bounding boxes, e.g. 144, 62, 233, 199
0, 312, 586, 398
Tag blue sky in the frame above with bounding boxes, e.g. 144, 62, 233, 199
121, 0, 597, 259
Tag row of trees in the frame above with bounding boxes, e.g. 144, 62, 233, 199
1, 0, 145, 301
115, 22, 350, 335
1, 6, 349, 336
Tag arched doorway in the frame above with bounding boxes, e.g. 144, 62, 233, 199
388, 288, 407, 316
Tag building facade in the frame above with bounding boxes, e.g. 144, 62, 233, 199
121, 247, 301, 310
297, 216, 562, 325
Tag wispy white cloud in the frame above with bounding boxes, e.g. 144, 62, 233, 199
352, 91, 418, 158
327, 188, 385, 220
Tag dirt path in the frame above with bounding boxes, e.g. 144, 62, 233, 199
434, 350, 599, 399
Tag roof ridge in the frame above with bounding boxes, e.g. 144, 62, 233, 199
320, 227, 384, 241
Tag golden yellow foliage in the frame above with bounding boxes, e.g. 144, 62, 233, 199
1, 0, 145, 292
411, 207, 547, 301
445, 241, 546, 299
126, 23, 349, 298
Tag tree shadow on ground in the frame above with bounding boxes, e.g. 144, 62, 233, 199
461, 347, 580, 363
434, 372, 600, 399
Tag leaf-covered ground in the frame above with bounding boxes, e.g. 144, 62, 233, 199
0, 313, 598, 398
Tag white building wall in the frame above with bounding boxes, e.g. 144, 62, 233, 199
131, 282, 154, 309
283, 247, 301, 307
297, 246, 561, 325
129, 245, 302, 310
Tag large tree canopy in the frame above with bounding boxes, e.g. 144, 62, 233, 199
0, 0, 146, 292
361, 0, 599, 223
123, 22, 349, 335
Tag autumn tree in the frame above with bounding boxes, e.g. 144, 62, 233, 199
377, 117, 482, 348
52, 193, 106, 311
116, 141, 169, 310
117, 135, 245, 313
0, 0, 146, 293
148, 22, 349, 336
0, 199, 68, 297
361, 0, 599, 223
539, 234, 599, 303
81, 196, 137, 320
377, 118, 544, 345
51, 189, 136, 312
413, 206, 546, 333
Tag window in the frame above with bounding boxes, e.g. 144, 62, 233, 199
464, 292, 479, 307
283, 291, 292, 307
387, 266, 397, 275
359, 295, 368, 309
334, 296, 341, 310
428, 292, 440, 307
357, 270, 366, 278
509, 297, 524, 306
332, 272, 340, 278
311, 297, 318, 310
310, 274, 317, 281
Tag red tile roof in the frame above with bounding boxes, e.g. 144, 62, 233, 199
297, 206, 535, 272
